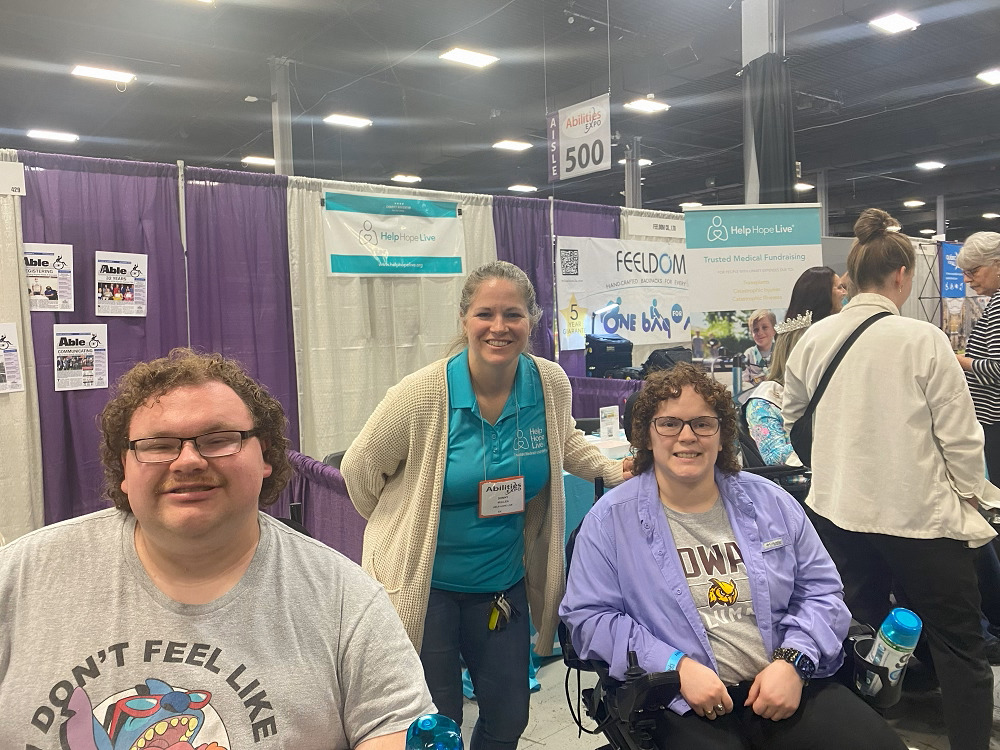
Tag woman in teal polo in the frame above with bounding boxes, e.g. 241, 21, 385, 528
343, 261, 630, 750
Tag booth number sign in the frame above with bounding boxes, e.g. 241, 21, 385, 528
547, 93, 611, 183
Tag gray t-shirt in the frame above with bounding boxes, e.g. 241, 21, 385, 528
0, 508, 434, 750
663, 499, 770, 684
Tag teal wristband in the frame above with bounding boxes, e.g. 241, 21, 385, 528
665, 650, 685, 672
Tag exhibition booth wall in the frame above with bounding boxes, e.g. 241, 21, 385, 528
0, 149, 684, 540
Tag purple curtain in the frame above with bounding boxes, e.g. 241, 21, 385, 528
184, 167, 299, 448
18, 151, 189, 523
568, 375, 643, 420
493, 196, 555, 359
553, 200, 621, 376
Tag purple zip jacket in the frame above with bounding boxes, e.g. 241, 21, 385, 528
559, 467, 850, 715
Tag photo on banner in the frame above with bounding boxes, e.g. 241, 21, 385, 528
323, 190, 466, 276
683, 204, 822, 378
555, 237, 690, 351
23, 243, 74, 312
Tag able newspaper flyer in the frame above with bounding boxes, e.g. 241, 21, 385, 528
23, 242, 74, 312
53, 324, 108, 392
95, 251, 148, 317
0, 323, 25, 393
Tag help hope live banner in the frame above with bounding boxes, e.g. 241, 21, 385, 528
323, 190, 466, 276
556, 237, 690, 351
684, 204, 822, 312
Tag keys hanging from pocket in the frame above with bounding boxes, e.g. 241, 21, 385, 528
488, 591, 519, 631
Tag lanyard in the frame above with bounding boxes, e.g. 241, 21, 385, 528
479, 386, 522, 482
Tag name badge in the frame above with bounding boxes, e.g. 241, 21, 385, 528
479, 476, 526, 518
762, 537, 785, 551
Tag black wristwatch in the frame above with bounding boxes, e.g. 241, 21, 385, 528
771, 647, 816, 684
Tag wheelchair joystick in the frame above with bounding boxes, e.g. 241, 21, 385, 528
624, 651, 644, 683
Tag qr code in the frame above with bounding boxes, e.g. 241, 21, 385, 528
560, 248, 579, 276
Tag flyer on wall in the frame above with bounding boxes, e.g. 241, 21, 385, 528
95, 251, 148, 316
23, 242, 74, 312
53, 324, 108, 392
0, 323, 25, 393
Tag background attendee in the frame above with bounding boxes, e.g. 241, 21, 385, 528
342, 261, 630, 750
745, 312, 812, 465
0, 349, 433, 749
742, 309, 775, 388
561, 364, 905, 750
783, 208, 998, 750
784, 266, 847, 323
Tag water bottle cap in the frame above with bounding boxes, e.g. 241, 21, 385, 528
416, 716, 438, 732
887, 607, 922, 636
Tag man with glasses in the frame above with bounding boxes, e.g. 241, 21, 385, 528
0, 348, 433, 750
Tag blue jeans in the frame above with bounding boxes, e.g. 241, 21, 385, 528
420, 579, 530, 750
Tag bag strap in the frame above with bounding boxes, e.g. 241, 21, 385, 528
798, 311, 892, 426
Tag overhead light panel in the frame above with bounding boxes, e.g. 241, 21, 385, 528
918, 229, 936, 235
439, 48, 499, 68
624, 97, 670, 113
794, 183, 815, 191
324, 113, 373, 128
679, 202, 702, 209
242, 156, 276, 166
27, 129, 79, 142
915, 161, 945, 170
617, 158, 652, 166
71, 65, 136, 83
508, 184, 537, 193
493, 140, 532, 151
869, 13, 919, 34
984, 213, 1000, 219
977, 68, 1000, 86
391, 174, 422, 183
903, 199, 926, 208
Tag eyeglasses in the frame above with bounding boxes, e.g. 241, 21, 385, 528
108, 691, 211, 737
651, 416, 721, 437
961, 266, 981, 279
128, 430, 258, 463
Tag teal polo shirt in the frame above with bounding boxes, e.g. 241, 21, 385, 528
432, 349, 551, 592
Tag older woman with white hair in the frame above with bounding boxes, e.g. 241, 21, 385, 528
955, 231, 1000, 478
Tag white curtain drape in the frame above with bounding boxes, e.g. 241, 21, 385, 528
0, 149, 44, 540
618, 206, 688, 366
287, 177, 496, 457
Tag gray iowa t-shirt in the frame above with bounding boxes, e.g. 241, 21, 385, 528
0, 508, 433, 750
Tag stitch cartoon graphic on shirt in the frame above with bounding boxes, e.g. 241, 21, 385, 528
63, 678, 229, 750
707, 577, 738, 606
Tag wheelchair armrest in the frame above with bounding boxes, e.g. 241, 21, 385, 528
593, 658, 681, 723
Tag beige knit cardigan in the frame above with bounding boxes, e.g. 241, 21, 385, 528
341, 355, 624, 654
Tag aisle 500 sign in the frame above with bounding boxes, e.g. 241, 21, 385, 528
547, 94, 611, 182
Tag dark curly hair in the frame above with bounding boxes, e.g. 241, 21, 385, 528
630, 363, 741, 476
99, 348, 291, 511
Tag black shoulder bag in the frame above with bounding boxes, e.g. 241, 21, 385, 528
789, 312, 891, 466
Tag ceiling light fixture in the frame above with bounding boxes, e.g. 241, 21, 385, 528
493, 140, 532, 151
915, 161, 945, 170
27, 129, 79, 142
242, 156, 276, 167
977, 68, 1000, 86
439, 48, 499, 68
624, 97, 670, 113
918, 229, 936, 235
903, 199, 926, 208
617, 158, 652, 166
391, 174, 422, 183
71, 65, 136, 83
869, 13, 920, 34
323, 113, 373, 128
679, 202, 703, 209
984, 213, 1000, 219
794, 182, 815, 191
508, 184, 538, 193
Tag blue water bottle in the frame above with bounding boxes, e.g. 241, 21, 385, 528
862, 607, 922, 695
405, 714, 464, 750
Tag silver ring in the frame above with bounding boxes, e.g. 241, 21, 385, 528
715, 704, 725, 712
705, 708, 715, 714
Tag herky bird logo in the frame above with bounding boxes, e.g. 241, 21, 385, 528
707, 578, 738, 606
